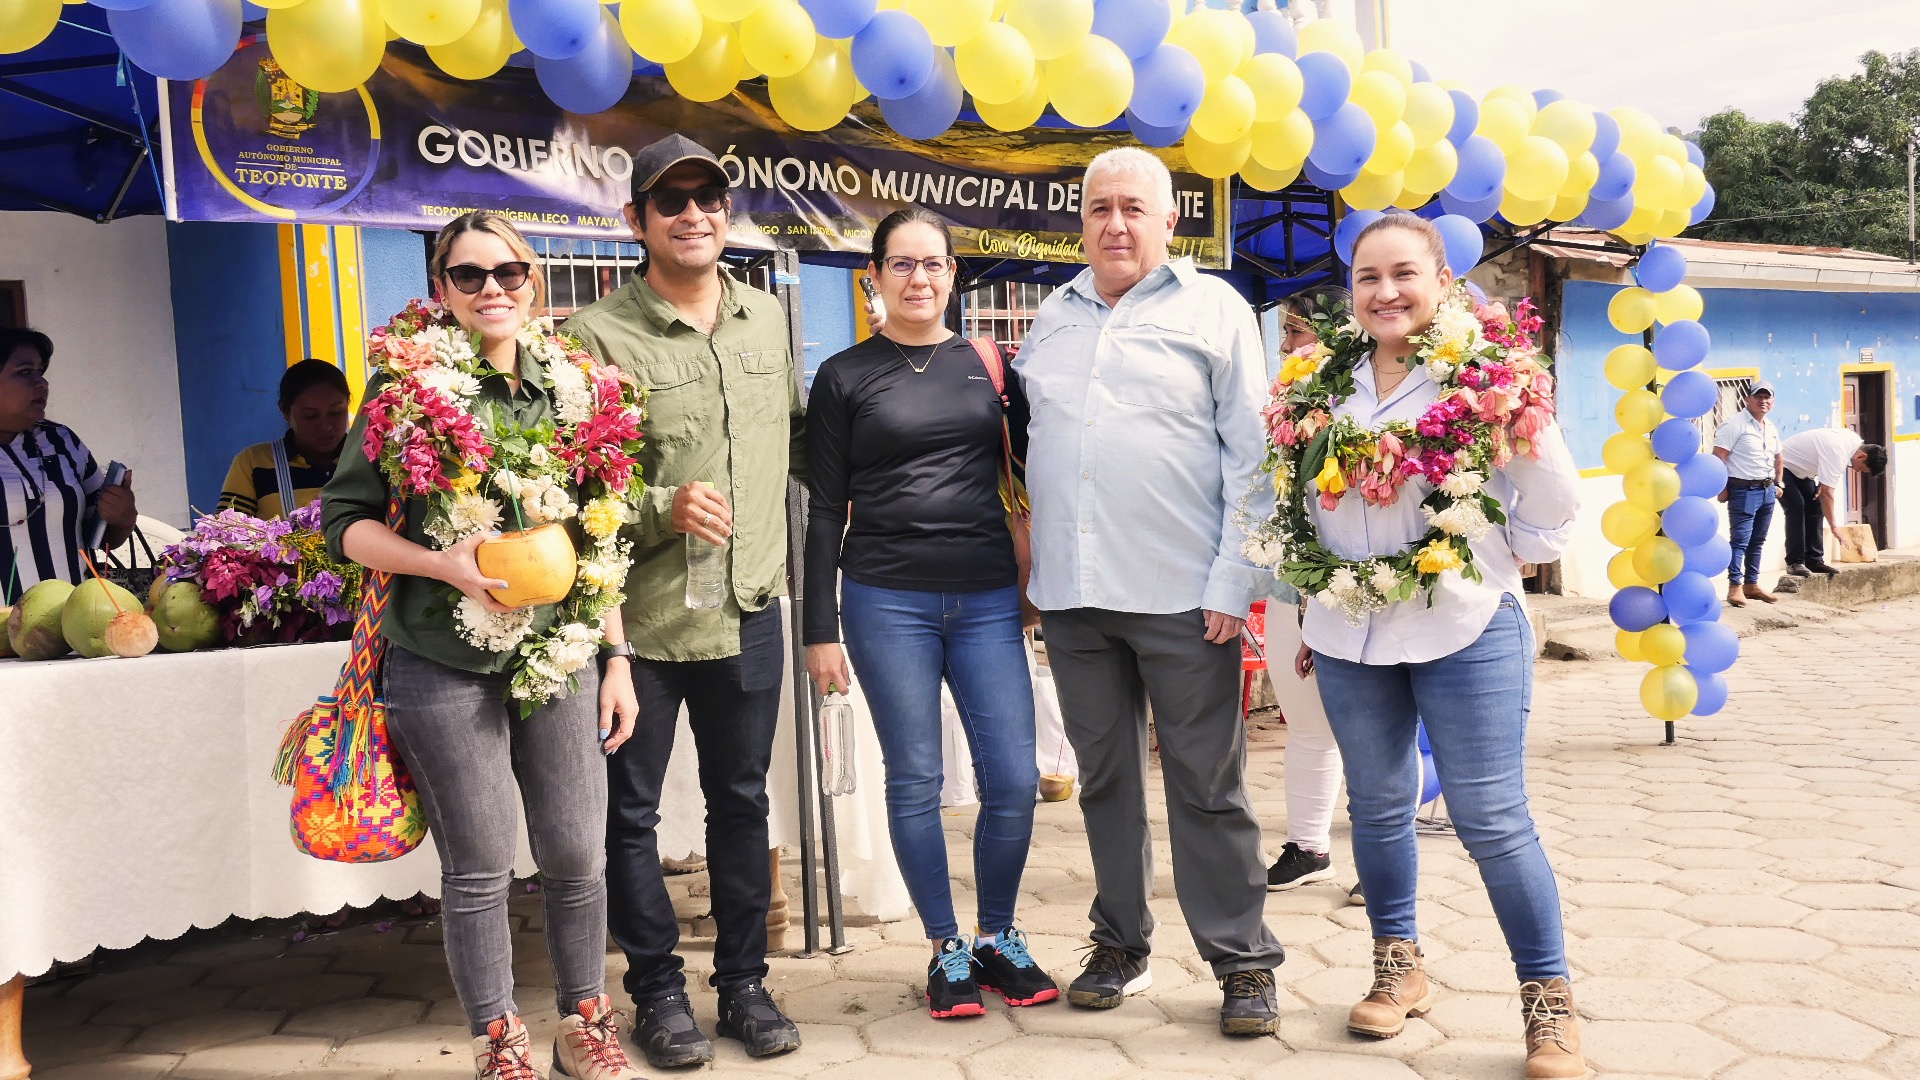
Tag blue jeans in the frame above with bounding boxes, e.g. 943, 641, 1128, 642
1726, 482, 1776, 585
1312, 596, 1569, 982
841, 579, 1039, 940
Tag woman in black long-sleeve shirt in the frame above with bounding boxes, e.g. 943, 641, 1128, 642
803, 207, 1056, 1021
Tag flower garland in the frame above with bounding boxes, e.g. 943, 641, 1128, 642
359, 299, 647, 708
1244, 285, 1556, 623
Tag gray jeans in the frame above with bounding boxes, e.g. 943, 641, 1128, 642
1040, 608, 1286, 977
385, 646, 608, 1035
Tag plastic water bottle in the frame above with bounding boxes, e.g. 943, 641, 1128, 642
684, 533, 726, 609
819, 690, 857, 796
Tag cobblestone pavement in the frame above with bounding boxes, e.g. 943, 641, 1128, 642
23, 597, 1920, 1079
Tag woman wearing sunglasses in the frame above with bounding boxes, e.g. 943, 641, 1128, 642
803, 206, 1058, 1020
322, 210, 644, 1080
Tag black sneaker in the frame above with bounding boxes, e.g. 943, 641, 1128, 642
1066, 943, 1151, 1009
1807, 560, 1840, 576
1787, 563, 1812, 577
927, 936, 988, 1018
716, 979, 801, 1058
1219, 968, 1280, 1036
630, 990, 714, 1068
973, 928, 1060, 1007
1266, 843, 1335, 891
1348, 882, 1367, 906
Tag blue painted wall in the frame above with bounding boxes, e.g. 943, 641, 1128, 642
363, 227, 429, 327
800, 263, 855, 388
1557, 280, 1920, 470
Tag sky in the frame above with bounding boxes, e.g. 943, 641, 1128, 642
1384, 0, 1920, 133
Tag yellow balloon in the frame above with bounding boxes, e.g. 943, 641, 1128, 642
1239, 53, 1303, 123
1402, 82, 1455, 145
1680, 161, 1708, 208
694, 0, 763, 20
1608, 287, 1658, 333
1483, 83, 1538, 119
1358, 46, 1413, 86
1342, 169, 1402, 212
1240, 158, 1300, 192
1610, 106, 1661, 160
1006, 0, 1093, 61
1655, 132, 1689, 163
1602, 431, 1653, 474
955, 21, 1034, 105
1167, 8, 1241, 82
1499, 191, 1554, 227
1183, 131, 1252, 180
1475, 97, 1531, 153
1190, 74, 1256, 144
1363, 122, 1414, 176
387, 0, 481, 46
269, 0, 388, 93
906, 0, 991, 46
0, 0, 61, 53
769, 39, 857, 130
1614, 388, 1665, 436
1641, 664, 1698, 721
739, 0, 815, 77
1616, 227, 1656, 247
1624, 459, 1681, 511
1640, 621, 1687, 665
974, 70, 1047, 131
1560, 150, 1598, 199
1601, 501, 1660, 548
1531, 98, 1595, 155
1654, 284, 1705, 325
1045, 34, 1132, 128
622, 0, 702, 63
665, 19, 744, 102
1505, 135, 1569, 202
1349, 70, 1406, 129
1614, 627, 1646, 661
1654, 207, 1692, 238
1297, 18, 1362, 71
1391, 186, 1431, 212
1251, 109, 1314, 171
1609, 551, 1648, 590
430, 0, 515, 78
1635, 155, 1685, 212
1550, 192, 1588, 223
1633, 538, 1685, 587
1604, 345, 1657, 392
1402, 139, 1457, 195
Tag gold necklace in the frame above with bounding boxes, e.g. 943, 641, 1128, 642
889, 336, 941, 374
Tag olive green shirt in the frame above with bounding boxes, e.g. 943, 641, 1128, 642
320, 346, 563, 674
564, 271, 805, 662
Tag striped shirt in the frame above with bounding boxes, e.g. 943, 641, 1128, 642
218, 436, 336, 521
1, 421, 104, 600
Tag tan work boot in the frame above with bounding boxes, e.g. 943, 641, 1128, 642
553, 995, 643, 1079
1347, 938, 1435, 1038
1520, 978, 1589, 1079
1726, 584, 1747, 607
1744, 583, 1778, 604
472, 1013, 543, 1080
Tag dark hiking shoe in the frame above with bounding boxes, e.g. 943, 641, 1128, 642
1066, 943, 1151, 1008
717, 979, 801, 1058
630, 991, 712, 1069
1219, 968, 1280, 1036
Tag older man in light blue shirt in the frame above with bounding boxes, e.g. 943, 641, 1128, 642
1013, 147, 1284, 1037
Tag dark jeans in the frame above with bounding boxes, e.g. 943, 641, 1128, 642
606, 604, 783, 1000
1781, 470, 1825, 567
840, 580, 1039, 940
1726, 481, 1776, 585
383, 646, 608, 1036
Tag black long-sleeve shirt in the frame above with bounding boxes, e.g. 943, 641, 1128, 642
803, 335, 1030, 644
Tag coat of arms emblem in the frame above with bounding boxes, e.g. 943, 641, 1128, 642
256, 58, 320, 139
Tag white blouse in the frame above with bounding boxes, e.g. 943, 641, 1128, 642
1301, 356, 1581, 665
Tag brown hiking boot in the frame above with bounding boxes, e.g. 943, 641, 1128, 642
472, 1013, 543, 1080
1726, 584, 1747, 607
553, 995, 642, 1079
1744, 583, 1778, 604
1521, 978, 1588, 1079
1347, 938, 1435, 1038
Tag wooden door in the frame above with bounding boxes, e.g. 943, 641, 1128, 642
0, 282, 23, 328
1843, 371, 1891, 546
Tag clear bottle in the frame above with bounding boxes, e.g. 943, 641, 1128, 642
818, 690, 857, 797
684, 532, 727, 609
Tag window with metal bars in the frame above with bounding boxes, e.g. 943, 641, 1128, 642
523, 237, 780, 318
961, 279, 1055, 355
1693, 376, 1757, 451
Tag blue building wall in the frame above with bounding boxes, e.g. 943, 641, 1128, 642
800, 263, 855, 387
363, 228, 429, 327
1557, 279, 1920, 471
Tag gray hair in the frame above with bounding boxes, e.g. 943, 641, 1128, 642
1082, 147, 1176, 217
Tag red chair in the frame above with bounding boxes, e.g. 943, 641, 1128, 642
1241, 600, 1268, 719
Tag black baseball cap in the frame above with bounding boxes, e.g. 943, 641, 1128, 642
630, 134, 729, 198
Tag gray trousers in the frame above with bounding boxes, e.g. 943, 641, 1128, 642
1041, 608, 1285, 977
385, 646, 609, 1035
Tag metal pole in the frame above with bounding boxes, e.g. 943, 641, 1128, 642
1640, 308, 1679, 749
1907, 131, 1915, 265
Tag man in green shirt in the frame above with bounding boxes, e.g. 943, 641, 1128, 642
565, 135, 806, 1068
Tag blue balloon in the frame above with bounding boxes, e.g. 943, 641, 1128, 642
1446, 135, 1506, 202
1589, 111, 1620, 161
1296, 51, 1352, 121
800, 0, 876, 38
1434, 214, 1483, 276
241, 0, 265, 15
1611, 586, 1667, 632
851, 11, 935, 100
1637, 243, 1689, 293
1532, 88, 1564, 107
1309, 102, 1375, 175
1663, 496, 1720, 548
880, 47, 961, 139
1655, 320, 1712, 372
634, 58, 665, 76
1685, 140, 1706, 169
1689, 669, 1729, 716
1445, 89, 1479, 146
1663, 571, 1719, 624
1676, 452, 1728, 499
95, 0, 159, 10
1418, 751, 1442, 804
1245, 8, 1296, 58
535, 16, 634, 114
1094, 0, 1173, 61
1663, 369, 1718, 419
511, 0, 601, 59
1690, 181, 1718, 227
1580, 192, 1635, 231
1409, 59, 1431, 82
1130, 43, 1205, 130
1125, 109, 1185, 148
1439, 188, 1503, 224
1302, 160, 1361, 192
1681, 621, 1740, 675
1591, 152, 1637, 203
1652, 416, 1701, 464
110, 0, 241, 80
1683, 533, 1733, 577
1334, 210, 1385, 264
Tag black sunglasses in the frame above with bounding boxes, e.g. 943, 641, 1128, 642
645, 185, 728, 217
443, 262, 531, 295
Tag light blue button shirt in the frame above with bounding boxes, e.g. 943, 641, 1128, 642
1013, 258, 1272, 619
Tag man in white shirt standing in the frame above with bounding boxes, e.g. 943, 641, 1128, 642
1013, 147, 1285, 1037
1779, 426, 1886, 576
1712, 382, 1783, 606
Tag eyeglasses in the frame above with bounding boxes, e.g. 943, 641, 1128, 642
646, 185, 728, 217
881, 256, 955, 278
443, 262, 531, 295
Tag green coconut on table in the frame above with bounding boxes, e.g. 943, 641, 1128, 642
8, 580, 74, 661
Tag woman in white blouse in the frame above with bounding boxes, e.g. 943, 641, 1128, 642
1293, 217, 1585, 1080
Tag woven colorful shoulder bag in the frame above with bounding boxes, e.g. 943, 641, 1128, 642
270, 497, 427, 862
